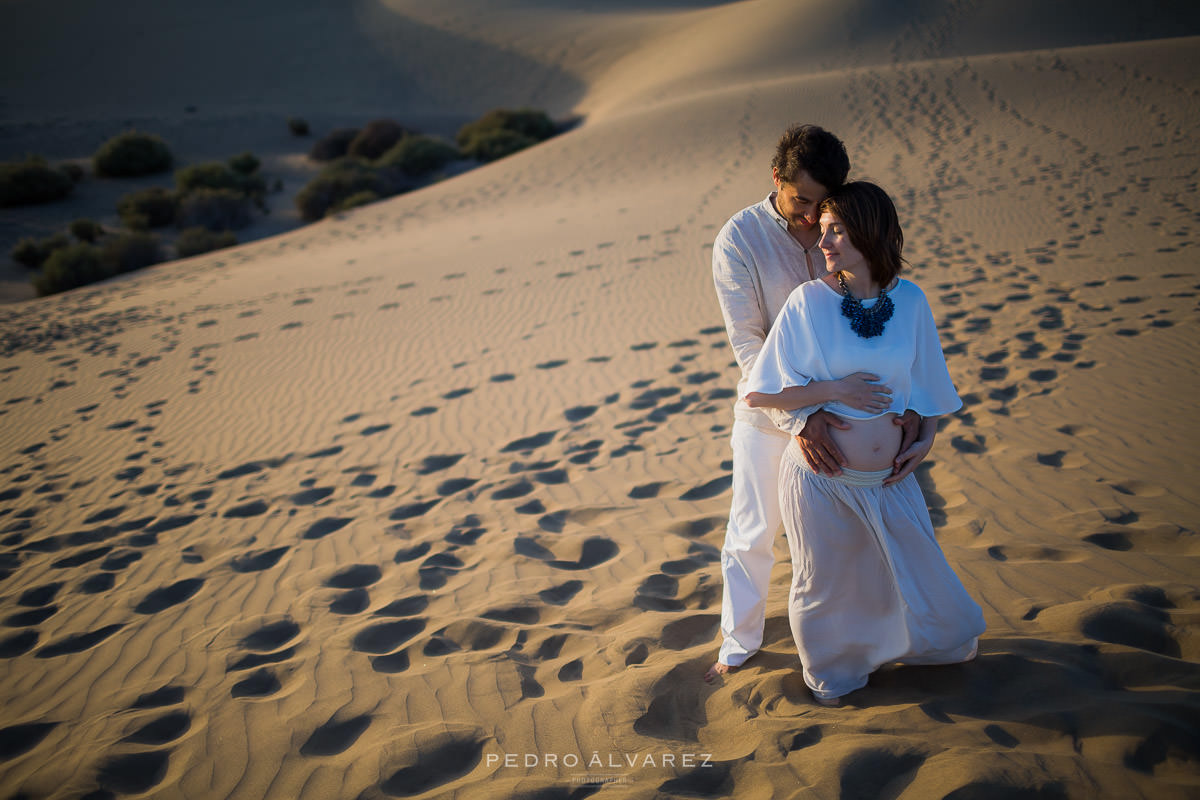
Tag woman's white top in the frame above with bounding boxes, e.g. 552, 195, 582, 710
745, 277, 962, 434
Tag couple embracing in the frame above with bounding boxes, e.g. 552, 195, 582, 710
706, 124, 985, 706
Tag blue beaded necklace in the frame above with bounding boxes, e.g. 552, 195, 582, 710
837, 271, 894, 339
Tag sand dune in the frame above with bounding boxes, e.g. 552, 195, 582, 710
1, 1, 1199, 798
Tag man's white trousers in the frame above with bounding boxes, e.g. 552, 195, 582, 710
717, 419, 790, 667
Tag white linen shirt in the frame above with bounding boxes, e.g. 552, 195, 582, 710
712, 193, 824, 433
746, 278, 963, 435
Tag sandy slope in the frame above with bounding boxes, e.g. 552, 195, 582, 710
1, 1, 1199, 798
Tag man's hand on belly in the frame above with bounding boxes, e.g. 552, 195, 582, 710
796, 409, 850, 475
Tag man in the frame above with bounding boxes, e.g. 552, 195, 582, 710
705, 124, 917, 683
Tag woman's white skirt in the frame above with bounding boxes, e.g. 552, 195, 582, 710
779, 440, 985, 701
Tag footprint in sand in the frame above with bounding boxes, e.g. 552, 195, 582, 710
679, 475, 732, 501
490, 479, 534, 501
661, 544, 720, 576
670, 516, 726, 538
986, 544, 1083, 563
416, 453, 464, 474
390, 498, 440, 521
134, 578, 204, 614
301, 517, 352, 540
836, 750, 927, 800
300, 714, 373, 756
290, 486, 334, 506
231, 668, 281, 698
500, 431, 556, 454
636, 573, 684, 612
93, 750, 171, 795
376, 735, 484, 797
0, 721, 59, 761
230, 546, 289, 572
445, 516, 486, 545
417, 550, 466, 590
513, 536, 619, 571
1083, 524, 1199, 555
223, 499, 270, 518
226, 618, 300, 681
1108, 480, 1167, 498
35, 623, 125, 658
121, 710, 191, 746
324, 565, 381, 613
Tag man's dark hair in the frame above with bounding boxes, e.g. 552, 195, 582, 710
771, 124, 850, 192
820, 181, 905, 288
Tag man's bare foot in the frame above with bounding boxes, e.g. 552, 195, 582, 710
703, 662, 737, 683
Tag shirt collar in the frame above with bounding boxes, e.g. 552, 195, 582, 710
764, 192, 790, 232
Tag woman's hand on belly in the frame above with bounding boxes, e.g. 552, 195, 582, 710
882, 414, 939, 485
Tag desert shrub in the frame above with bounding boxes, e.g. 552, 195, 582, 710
70, 218, 104, 243
176, 188, 253, 231
228, 152, 260, 176
117, 186, 178, 229
101, 231, 164, 274
93, 131, 173, 177
35, 243, 109, 295
175, 162, 265, 204
34, 233, 164, 295
378, 135, 459, 176
459, 128, 537, 162
309, 128, 360, 162
329, 190, 380, 214
295, 158, 403, 222
288, 117, 310, 136
176, 227, 237, 258
11, 233, 71, 269
348, 119, 412, 161
456, 108, 555, 161
0, 158, 75, 207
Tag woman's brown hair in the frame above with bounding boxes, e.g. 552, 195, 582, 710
820, 181, 905, 288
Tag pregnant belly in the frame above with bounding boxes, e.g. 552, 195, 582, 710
828, 413, 902, 471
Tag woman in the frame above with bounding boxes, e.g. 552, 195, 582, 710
744, 181, 985, 706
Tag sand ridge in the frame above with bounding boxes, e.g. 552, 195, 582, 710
1, 1, 1199, 798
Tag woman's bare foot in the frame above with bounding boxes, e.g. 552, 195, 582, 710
703, 662, 737, 683
813, 694, 842, 707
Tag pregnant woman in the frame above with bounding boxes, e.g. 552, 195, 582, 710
744, 181, 985, 706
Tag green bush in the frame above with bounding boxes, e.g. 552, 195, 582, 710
377, 135, 459, 176
35, 243, 109, 295
456, 108, 555, 161
329, 190, 380, 214
177, 188, 253, 231
228, 152, 260, 176
117, 186, 178, 229
11, 233, 71, 268
93, 131, 173, 177
176, 227, 237, 258
101, 231, 164, 274
310, 128, 360, 162
348, 119, 412, 160
0, 158, 75, 207
34, 232, 165, 295
295, 158, 402, 222
459, 128, 536, 162
288, 117, 310, 137
175, 162, 265, 204
70, 218, 104, 243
